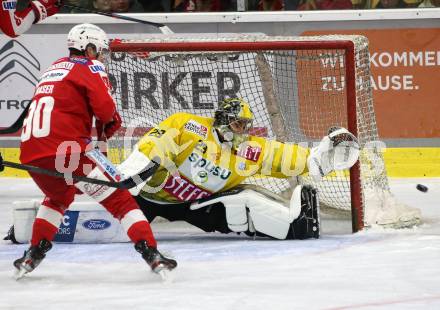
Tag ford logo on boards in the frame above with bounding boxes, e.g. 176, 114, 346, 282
82, 219, 111, 230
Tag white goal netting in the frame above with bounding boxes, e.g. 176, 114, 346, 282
106, 35, 421, 231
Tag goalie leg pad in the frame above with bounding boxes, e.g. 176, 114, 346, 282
134, 185, 320, 240
216, 188, 301, 240
10, 200, 39, 243
286, 185, 320, 240
187, 185, 318, 240
219, 185, 319, 240
9, 201, 133, 244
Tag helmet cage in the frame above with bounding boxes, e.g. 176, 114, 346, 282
214, 98, 253, 133
214, 98, 254, 147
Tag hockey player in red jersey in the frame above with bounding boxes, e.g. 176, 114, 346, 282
14, 23, 176, 279
0, 0, 62, 38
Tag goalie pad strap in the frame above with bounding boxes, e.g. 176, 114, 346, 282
223, 201, 248, 232
219, 188, 302, 240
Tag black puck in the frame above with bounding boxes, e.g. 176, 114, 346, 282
416, 184, 428, 193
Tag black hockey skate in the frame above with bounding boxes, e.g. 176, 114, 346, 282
13, 239, 52, 279
287, 185, 320, 240
3, 225, 19, 244
135, 241, 177, 280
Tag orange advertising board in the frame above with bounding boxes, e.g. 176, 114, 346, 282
302, 28, 440, 139
295, 48, 348, 140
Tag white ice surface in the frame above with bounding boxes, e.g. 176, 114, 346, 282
0, 178, 439, 310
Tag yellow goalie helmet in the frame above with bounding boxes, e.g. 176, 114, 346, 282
214, 98, 254, 148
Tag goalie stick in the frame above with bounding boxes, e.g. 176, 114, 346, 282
0, 152, 160, 190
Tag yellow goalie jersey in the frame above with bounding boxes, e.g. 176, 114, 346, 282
137, 112, 309, 203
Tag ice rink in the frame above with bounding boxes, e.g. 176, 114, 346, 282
0, 177, 439, 310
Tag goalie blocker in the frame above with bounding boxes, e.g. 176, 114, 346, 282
136, 184, 320, 240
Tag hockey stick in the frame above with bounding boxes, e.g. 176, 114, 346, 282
16, 0, 31, 11
62, 4, 174, 34
0, 152, 160, 189
16, 0, 174, 34
0, 104, 30, 134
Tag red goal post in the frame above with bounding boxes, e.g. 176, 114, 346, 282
107, 35, 420, 232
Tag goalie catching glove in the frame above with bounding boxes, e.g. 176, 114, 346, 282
307, 127, 360, 181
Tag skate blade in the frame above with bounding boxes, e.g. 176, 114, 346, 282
156, 268, 175, 283
14, 267, 28, 280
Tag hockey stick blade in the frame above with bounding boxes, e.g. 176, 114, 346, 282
0, 104, 30, 134
62, 4, 174, 34
157, 25, 174, 35
0, 153, 160, 189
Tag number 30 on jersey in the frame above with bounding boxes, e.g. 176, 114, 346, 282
21, 96, 55, 142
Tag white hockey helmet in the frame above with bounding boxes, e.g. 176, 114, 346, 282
67, 23, 109, 55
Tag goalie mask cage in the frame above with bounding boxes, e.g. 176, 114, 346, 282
107, 35, 392, 233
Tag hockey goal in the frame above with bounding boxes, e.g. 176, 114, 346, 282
106, 34, 420, 232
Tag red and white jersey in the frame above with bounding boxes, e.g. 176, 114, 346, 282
1, 0, 61, 37
20, 56, 117, 164
0, 0, 35, 37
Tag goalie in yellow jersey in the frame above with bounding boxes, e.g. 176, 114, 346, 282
118, 98, 360, 240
